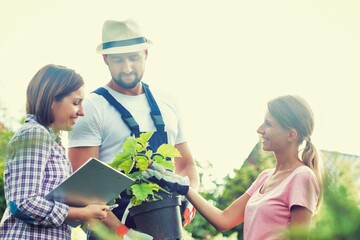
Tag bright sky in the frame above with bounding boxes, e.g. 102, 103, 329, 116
1, 0, 359, 180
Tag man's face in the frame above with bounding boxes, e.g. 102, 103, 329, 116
105, 50, 147, 89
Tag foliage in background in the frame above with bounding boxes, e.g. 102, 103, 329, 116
184, 141, 275, 239
307, 180, 360, 239
305, 151, 360, 239
0, 108, 16, 219
322, 151, 360, 205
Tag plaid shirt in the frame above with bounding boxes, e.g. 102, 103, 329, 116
0, 115, 73, 240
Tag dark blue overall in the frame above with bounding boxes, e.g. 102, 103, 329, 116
93, 82, 168, 229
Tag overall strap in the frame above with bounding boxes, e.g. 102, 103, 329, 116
142, 83, 165, 132
92, 87, 140, 135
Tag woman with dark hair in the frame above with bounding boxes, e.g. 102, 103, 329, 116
0, 64, 109, 240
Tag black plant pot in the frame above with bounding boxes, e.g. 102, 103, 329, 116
129, 196, 183, 240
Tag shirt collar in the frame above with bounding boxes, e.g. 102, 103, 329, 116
25, 114, 62, 145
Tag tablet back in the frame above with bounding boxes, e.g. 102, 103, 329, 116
46, 158, 134, 207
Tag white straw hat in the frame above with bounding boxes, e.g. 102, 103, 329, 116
96, 19, 152, 54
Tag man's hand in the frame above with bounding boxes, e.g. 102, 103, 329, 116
181, 197, 196, 227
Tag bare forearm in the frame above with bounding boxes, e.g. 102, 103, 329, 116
186, 188, 249, 232
186, 188, 227, 231
66, 207, 87, 222
68, 146, 100, 171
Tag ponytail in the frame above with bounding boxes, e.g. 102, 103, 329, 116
302, 138, 324, 212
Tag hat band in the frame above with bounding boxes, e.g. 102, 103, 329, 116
102, 37, 147, 50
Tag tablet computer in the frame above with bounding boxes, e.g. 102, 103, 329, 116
46, 157, 134, 207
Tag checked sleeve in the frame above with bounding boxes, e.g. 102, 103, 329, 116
4, 125, 70, 227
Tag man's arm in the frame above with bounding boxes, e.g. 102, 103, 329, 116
68, 146, 100, 171
174, 142, 199, 191
174, 142, 199, 226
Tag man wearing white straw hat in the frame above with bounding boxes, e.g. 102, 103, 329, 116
68, 19, 199, 239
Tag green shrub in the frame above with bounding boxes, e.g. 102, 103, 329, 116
0, 128, 14, 218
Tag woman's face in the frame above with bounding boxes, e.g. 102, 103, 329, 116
51, 86, 84, 133
257, 110, 291, 152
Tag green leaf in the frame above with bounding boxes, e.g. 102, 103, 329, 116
137, 132, 153, 149
128, 171, 142, 180
136, 142, 144, 153
118, 159, 135, 174
156, 144, 182, 158
130, 183, 154, 202
153, 154, 164, 162
136, 157, 150, 171
145, 149, 153, 158
122, 136, 137, 155
109, 151, 132, 168
149, 182, 161, 193
155, 158, 175, 171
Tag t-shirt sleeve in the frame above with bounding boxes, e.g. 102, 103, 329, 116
287, 170, 320, 214
174, 104, 186, 145
156, 89, 187, 145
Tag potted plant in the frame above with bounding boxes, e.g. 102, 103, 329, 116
109, 132, 184, 240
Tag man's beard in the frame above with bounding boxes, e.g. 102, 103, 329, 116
113, 73, 142, 89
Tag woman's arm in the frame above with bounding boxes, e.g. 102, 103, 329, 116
290, 205, 313, 232
186, 187, 250, 232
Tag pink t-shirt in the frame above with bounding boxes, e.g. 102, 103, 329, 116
244, 166, 319, 240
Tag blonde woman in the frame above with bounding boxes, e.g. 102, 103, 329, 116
149, 95, 324, 239
189, 95, 323, 239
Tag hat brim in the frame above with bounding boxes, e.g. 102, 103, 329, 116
96, 41, 152, 54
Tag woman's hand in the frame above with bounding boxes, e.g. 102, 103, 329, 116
66, 203, 109, 223
141, 162, 190, 195
83, 204, 109, 221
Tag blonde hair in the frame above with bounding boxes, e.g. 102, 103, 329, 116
268, 95, 324, 210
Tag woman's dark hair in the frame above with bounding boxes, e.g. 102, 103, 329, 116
26, 64, 84, 127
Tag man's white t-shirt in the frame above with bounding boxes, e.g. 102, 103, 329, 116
68, 84, 186, 163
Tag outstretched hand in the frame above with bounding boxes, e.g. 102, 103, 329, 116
141, 162, 190, 195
